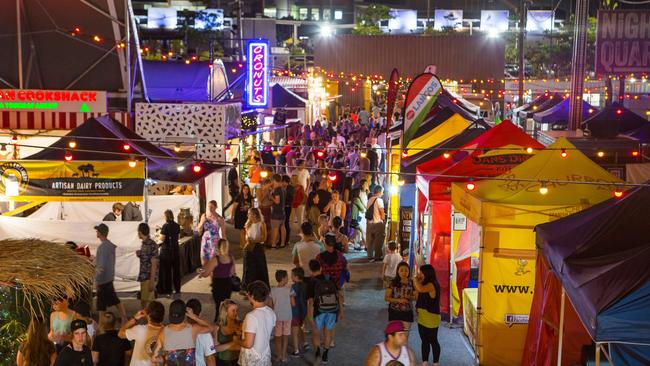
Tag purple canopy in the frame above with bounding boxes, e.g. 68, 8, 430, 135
536, 184, 650, 343
25, 115, 224, 183
532, 98, 596, 124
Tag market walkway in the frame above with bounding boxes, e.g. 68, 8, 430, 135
121, 223, 477, 365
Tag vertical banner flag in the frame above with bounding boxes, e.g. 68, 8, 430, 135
246, 40, 269, 107
386, 68, 400, 127
402, 73, 442, 147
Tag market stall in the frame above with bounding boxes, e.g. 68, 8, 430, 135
581, 102, 650, 139
517, 93, 564, 132
450, 138, 622, 366
525, 184, 650, 366
415, 120, 543, 318
532, 98, 597, 132
511, 93, 551, 125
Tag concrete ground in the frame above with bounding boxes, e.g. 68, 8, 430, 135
118, 222, 477, 365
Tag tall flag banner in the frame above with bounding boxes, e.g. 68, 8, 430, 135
402, 73, 442, 147
386, 68, 400, 127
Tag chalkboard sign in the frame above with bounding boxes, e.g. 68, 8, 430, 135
398, 206, 413, 256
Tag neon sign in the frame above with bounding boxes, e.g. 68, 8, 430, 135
0, 89, 107, 113
247, 40, 269, 107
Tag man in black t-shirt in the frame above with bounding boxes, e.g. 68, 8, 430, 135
315, 180, 332, 214
260, 141, 276, 171
158, 209, 182, 295
91, 312, 131, 365
55, 320, 93, 366
270, 174, 286, 248
227, 158, 240, 201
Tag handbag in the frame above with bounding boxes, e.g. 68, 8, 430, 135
230, 275, 242, 292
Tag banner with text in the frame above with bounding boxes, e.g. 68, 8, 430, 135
596, 10, 650, 75
402, 73, 442, 147
0, 89, 107, 113
0, 161, 144, 202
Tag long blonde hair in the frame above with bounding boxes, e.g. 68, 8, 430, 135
245, 208, 262, 230
217, 299, 238, 327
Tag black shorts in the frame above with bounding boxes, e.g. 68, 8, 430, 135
96, 281, 120, 311
350, 219, 360, 229
388, 307, 414, 323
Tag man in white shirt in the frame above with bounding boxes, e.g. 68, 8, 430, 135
295, 159, 311, 192
118, 301, 165, 366
366, 185, 386, 262
293, 222, 325, 268
186, 298, 216, 366
241, 281, 276, 364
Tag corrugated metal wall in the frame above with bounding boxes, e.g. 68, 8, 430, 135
314, 34, 505, 81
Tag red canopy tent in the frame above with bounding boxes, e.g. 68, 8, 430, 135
415, 120, 544, 317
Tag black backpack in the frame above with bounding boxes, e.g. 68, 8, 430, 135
365, 197, 377, 221
314, 276, 339, 313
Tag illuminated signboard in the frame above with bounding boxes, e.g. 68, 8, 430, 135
247, 40, 269, 107
0, 89, 107, 113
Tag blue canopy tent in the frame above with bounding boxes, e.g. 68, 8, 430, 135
532, 98, 596, 125
535, 184, 650, 365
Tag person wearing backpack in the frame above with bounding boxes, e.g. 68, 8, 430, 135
366, 185, 386, 262
306, 259, 342, 364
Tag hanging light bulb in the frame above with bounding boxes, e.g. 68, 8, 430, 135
122, 143, 131, 151
128, 156, 137, 168
0, 144, 6, 153
443, 152, 451, 159
401, 150, 408, 158
398, 179, 405, 186
616, 108, 623, 115
327, 172, 337, 182
173, 143, 182, 153
597, 150, 605, 158
316, 151, 325, 159
613, 186, 624, 198
11, 134, 17, 143
632, 150, 640, 157
192, 161, 202, 173
526, 147, 534, 154
176, 164, 185, 172
360, 151, 367, 158
64, 150, 73, 161
539, 181, 549, 195
465, 179, 476, 191
260, 170, 269, 179
560, 148, 568, 158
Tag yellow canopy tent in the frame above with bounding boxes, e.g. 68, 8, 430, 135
450, 137, 622, 366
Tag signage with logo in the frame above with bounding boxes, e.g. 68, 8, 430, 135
398, 206, 413, 256
403, 73, 442, 147
0, 161, 144, 202
504, 314, 529, 325
0, 89, 107, 113
434, 9, 463, 30
453, 212, 467, 231
596, 10, 650, 74
247, 40, 269, 107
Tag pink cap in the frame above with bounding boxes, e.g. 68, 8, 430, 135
384, 320, 407, 335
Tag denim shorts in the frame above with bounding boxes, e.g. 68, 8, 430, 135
314, 313, 337, 331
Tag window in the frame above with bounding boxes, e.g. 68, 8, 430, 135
311, 8, 320, 21
299, 8, 308, 20
322, 9, 331, 21
334, 10, 343, 20
263, 8, 277, 18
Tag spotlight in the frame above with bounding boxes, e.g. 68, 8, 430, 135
539, 181, 548, 195
466, 179, 476, 191
320, 24, 334, 37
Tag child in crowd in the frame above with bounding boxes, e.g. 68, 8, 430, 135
290, 267, 309, 357
382, 241, 402, 288
270, 270, 292, 363
318, 214, 330, 241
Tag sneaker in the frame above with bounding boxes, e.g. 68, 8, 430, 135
314, 347, 321, 364
368, 258, 376, 263
322, 348, 329, 363
303, 342, 310, 351
290, 350, 300, 358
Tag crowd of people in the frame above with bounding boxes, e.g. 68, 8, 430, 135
16, 110, 443, 366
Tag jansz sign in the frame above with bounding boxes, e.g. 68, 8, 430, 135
596, 10, 650, 74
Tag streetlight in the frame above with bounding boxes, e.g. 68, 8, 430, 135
320, 24, 334, 37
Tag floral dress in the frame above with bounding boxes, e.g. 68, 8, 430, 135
201, 216, 221, 263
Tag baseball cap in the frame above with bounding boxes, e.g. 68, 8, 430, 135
384, 320, 407, 335
169, 299, 186, 324
94, 223, 109, 236
70, 319, 88, 333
